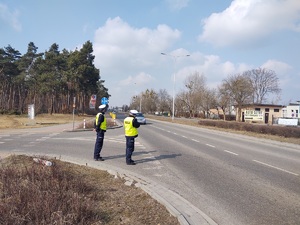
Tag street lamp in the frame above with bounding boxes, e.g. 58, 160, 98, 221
161, 52, 190, 120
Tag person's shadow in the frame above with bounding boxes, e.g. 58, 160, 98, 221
103, 150, 181, 164
133, 150, 181, 164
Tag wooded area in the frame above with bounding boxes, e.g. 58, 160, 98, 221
0, 41, 109, 115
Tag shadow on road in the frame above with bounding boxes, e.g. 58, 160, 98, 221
102, 150, 181, 164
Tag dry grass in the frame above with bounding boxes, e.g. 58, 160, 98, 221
0, 155, 179, 225
0, 114, 91, 129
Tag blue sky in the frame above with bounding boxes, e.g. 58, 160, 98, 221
1, 0, 300, 107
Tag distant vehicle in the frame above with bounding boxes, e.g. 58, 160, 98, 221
136, 113, 146, 124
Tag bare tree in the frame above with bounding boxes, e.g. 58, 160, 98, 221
217, 85, 232, 121
129, 95, 140, 111
182, 72, 207, 117
245, 68, 281, 104
201, 88, 217, 118
220, 73, 253, 122
140, 89, 157, 113
176, 90, 189, 117
157, 89, 172, 114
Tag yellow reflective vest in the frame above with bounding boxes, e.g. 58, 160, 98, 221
124, 117, 138, 137
96, 113, 107, 131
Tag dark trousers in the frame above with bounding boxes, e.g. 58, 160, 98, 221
125, 136, 135, 163
94, 131, 104, 159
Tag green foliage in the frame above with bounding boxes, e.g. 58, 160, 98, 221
0, 41, 110, 114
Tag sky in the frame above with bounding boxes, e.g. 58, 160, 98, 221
1, 0, 300, 107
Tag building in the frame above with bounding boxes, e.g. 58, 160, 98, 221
283, 101, 300, 118
279, 101, 300, 126
236, 104, 284, 124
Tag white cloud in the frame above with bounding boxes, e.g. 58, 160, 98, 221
119, 72, 154, 86
261, 59, 293, 87
165, 0, 189, 11
199, 0, 300, 47
92, 17, 183, 106
0, 3, 21, 32
176, 53, 251, 88
93, 17, 181, 72
261, 59, 292, 75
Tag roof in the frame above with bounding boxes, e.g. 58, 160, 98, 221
234, 104, 285, 108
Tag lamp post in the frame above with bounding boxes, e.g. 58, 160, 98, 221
161, 52, 190, 120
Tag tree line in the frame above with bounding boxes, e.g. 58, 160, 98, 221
129, 68, 281, 121
0, 41, 109, 115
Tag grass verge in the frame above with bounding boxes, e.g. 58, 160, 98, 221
0, 155, 180, 225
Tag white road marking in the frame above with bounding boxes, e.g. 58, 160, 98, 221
192, 139, 200, 142
49, 133, 60, 136
143, 166, 163, 170
253, 160, 299, 176
153, 174, 163, 177
53, 137, 93, 141
182, 135, 187, 138
0, 135, 10, 137
36, 139, 47, 141
206, 144, 215, 148
0, 142, 4, 144
224, 150, 238, 156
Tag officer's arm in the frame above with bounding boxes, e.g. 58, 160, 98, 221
94, 118, 97, 129
99, 114, 104, 124
94, 114, 104, 130
132, 118, 140, 128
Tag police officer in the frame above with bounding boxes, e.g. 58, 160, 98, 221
124, 109, 140, 165
93, 104, 108, 161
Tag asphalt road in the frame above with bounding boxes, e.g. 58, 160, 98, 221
1, 117, 300, 225
138, 119, 300, 225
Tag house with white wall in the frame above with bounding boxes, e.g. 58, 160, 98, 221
285, 101, 300, 118
278, 101, 299, 126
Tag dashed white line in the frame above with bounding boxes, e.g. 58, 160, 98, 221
206, 144, 215, 148
253, 160, 299, 176
192, 139, 200, 143
36, 139, 46, 141
0, 135, 10, 137
224, 150, 238, 156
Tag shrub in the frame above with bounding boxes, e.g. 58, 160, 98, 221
198, 119, 300, 139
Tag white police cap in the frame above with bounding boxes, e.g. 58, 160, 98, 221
129, 109, 138, 115
99, 104, 107, 109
